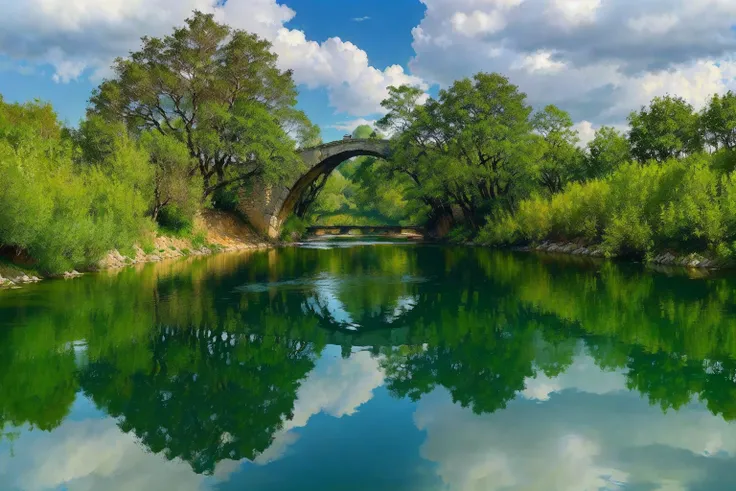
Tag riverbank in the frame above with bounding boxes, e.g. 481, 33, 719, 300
0, 210, 272, 288
504, 240, 732, 270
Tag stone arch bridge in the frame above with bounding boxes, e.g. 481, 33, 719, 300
240, 139, 391, 238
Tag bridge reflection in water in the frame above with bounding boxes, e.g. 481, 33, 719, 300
305, 225, 425, 239
6, 245, 736, 489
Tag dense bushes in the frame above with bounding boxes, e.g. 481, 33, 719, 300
479, 154, 736, 258
0, 98, 154, 273
0, 12, 327, 271
280, 215, 309, 241
377, 73, 736, 258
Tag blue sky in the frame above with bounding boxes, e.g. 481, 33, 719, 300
284, 0, 427, 140
0, 0, 428, 142
1, 0, 735, 145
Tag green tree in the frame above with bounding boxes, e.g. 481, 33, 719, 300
352, 124, 376, 140
89, 11, 313, 200
532, 104, 584, 193
380, 73, 541, 227
377, 85, 427, 135
309, 170, 352, 217
140, 131, 202, 222
71, 114, 128, 165
583, 126, 630, 179
0, 98, 152, 272
81, 325, 319, 475
702, 91, 736, 151
376, 86, 440, 218
628, 95, 703, 162
295, 119, 323, 149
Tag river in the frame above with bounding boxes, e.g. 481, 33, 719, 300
1, 241, 736, 490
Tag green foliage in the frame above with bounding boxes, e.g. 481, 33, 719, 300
71, 114, 128, 164
602, 207, 653, 256
352, 124, 375, 139
446, 225, 475, 243
89, 10, 313, 199
157, 205, 195, 235
628, 95, 703, 162
140, 131, 202, 224
350, 124, 384, 141
532, 105, 585, 193
378, 85, 427, 134
702, 91, 736, 151
479, 152, 736, 258
305, 157, 429, 227
373, 74, 736, 245
295, 119, 323, 149
583, 126, 630, 179
190, 231, 208, 249
377, 73, 545, 230
0, 98, 152, 273
280, 215, 309, 241
210, 186, 241, 212
310, 170, 351, 216
1, 12, 333, 270
658, 156, 723, 250
140, 239, 156, 255
477, 210, 520, 245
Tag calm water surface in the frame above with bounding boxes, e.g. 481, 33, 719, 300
2, 242, 736, 490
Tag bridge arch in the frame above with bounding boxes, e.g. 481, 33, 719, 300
240, 139, 392, 238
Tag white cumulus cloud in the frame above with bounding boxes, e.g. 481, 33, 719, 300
414, 351, 736, 491
0, 416, 236, 491
254, 349, 385, 464
5, 0, 736, 141
330, 118, 380, 133
0, 0, 428, 117
0, 350, 385, 489
410, 0, 736, 130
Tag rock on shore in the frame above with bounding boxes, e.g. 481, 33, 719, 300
0, 210, 272, 288
514, 241, 728, 269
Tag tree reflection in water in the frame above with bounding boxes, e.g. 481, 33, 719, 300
3, 244, 736, 474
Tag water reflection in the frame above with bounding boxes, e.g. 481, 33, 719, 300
2, 244, 736, 489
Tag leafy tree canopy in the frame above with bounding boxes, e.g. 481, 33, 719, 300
628, 95, 702, 163
89, 10, 319, 199
702, 91, 736, 151
583, 126, 630, 179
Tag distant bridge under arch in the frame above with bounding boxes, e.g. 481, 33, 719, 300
240, 139, 392, 238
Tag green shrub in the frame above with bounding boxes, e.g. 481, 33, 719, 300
280, 215, 309, 241
190, 231, 208, 249
602, 208, 653, 256
211, 187, 241, 212
140, 131, 202, 223
480, 152, 736, 258
549, 180, 611, 241
446, 225, 474, 243
157, 205, 194, 236
720, 172, 736, 241
141, 240, 156, 255
477, 211, 520, 245
658, 157, 723, 249
516, 195, 552, 241
0, 99, 152, 273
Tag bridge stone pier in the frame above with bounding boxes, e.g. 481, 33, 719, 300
239, 139, 391, 238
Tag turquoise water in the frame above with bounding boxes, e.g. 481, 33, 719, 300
1, 243, 736, 490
